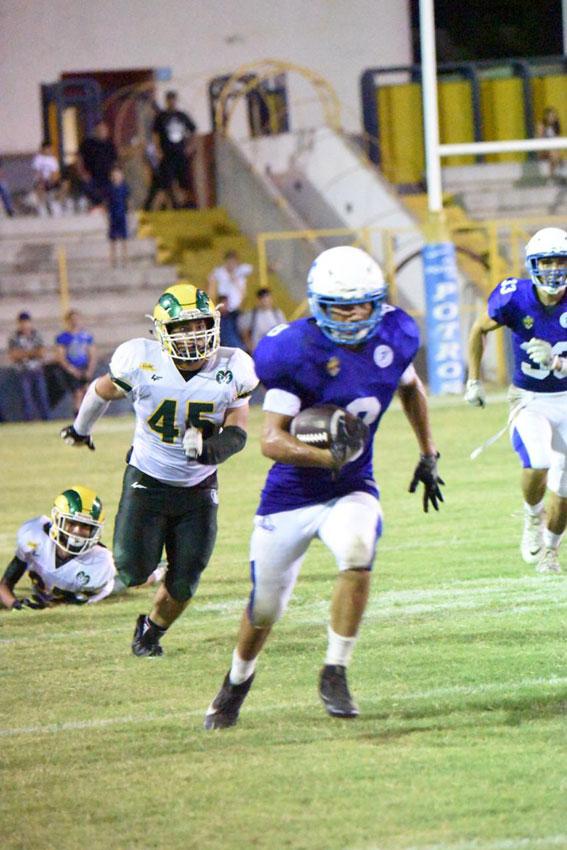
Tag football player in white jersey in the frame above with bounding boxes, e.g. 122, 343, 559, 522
0, 486, 115, 609
60, 283, 258, 655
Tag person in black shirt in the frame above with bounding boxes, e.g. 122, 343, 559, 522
153, 90, 197, 208
78, 120, 117, 209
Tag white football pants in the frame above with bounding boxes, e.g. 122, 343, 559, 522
248, 491, 382, 628
510, 389, 567, 496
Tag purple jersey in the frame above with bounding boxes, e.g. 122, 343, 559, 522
255, 310, 420, 514
488, 277, 567, 393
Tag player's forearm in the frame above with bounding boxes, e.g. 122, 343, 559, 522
0, 557, 26, 608
0, 579, 17, 609
398, 380, 437, 457
261, 428, 335, 468
467, 329, 485, 381
467, 313, 499, 380
73, 378, 113, 434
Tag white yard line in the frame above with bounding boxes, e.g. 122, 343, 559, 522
1, 675, 566, 738
1, 575, 565, 646
349, 834, 567, 850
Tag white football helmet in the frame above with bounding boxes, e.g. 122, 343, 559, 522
525, 227, 567, 294
307, 246, 387, 344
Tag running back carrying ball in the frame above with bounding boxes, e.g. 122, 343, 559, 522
290, 404, 369, 467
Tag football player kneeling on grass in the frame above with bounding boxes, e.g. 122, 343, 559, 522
60, 284, 257, 655
204, 245, 444, 729
0, 486, 116, 610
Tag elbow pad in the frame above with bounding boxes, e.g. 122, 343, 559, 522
199, 425, 247, 465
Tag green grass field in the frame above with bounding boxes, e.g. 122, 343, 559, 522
1, 399, 566, 850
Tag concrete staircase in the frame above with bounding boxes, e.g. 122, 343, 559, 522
0, 214, 177, 362
442, 161, 567, 219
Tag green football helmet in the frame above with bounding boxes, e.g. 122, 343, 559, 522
50, 486, 105, 555
152, 283, 220, 362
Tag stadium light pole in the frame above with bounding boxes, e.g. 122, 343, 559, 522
419, 0, 443, 216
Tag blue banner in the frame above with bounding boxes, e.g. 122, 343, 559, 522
422, 242, 465, 395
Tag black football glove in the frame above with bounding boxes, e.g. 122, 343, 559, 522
11, 596, 47, 610
60, 425, 95, 451
329, 412, 369, 468
409, 453, 445, 513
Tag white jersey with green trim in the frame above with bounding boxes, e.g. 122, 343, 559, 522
109, 338, 258, 486
16, 516, 116, 604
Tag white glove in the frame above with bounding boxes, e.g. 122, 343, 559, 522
464, 379, 486, 408
523, 337, 554, 368
183, 426, 203, 460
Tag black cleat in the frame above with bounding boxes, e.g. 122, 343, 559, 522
319, 664, 359, 718
131, 614, 164, 657
204, 671, 255, 729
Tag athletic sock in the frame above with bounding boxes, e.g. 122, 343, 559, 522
229, 648, 257, 685
143, 616, 168, 641
543, 530, 562, 550
325, 625, 358, 667
524, 499, 545, 517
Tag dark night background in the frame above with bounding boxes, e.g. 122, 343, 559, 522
410, 0, 564, 63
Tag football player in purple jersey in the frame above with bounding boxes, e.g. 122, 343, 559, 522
466, 227, 567, 574
204, 246, 444, 728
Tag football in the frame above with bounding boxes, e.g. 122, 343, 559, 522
290, 404, 347, 448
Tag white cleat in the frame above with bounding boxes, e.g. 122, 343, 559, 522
536, 548, 562, 574
521, 510, 545, 564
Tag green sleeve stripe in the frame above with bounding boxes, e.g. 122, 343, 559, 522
110, 375, 133, 393
236, 382, 259, 399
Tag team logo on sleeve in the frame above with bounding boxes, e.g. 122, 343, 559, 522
76, 571, 90, 586
215, 370, 233, 384
560, 313, 567, 329
326, 357, 341, 376
373, 345, 394, 368
522, 316, 534, 330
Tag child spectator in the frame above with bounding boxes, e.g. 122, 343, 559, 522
107, 164, 130, 267
55, 310, 97, 415
32, 142, 61, 216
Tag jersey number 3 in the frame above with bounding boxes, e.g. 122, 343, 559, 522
521, 341, 567, 381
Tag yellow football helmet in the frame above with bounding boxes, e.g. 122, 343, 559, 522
50, 486, 105, 555
151, 283, 220, 362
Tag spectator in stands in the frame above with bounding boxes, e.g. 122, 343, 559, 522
32, 142, 62, 216
107, 164, 130, 267
536, 107, 562, 180
78, 120, 117, 210
153, 90, 197, 208
55, 310, 96, 416
8, 312, 51, 421
0, 157, 15, 217
238, 287, 286, 354
143, 99, 169, 211
207, 251, 253, 348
